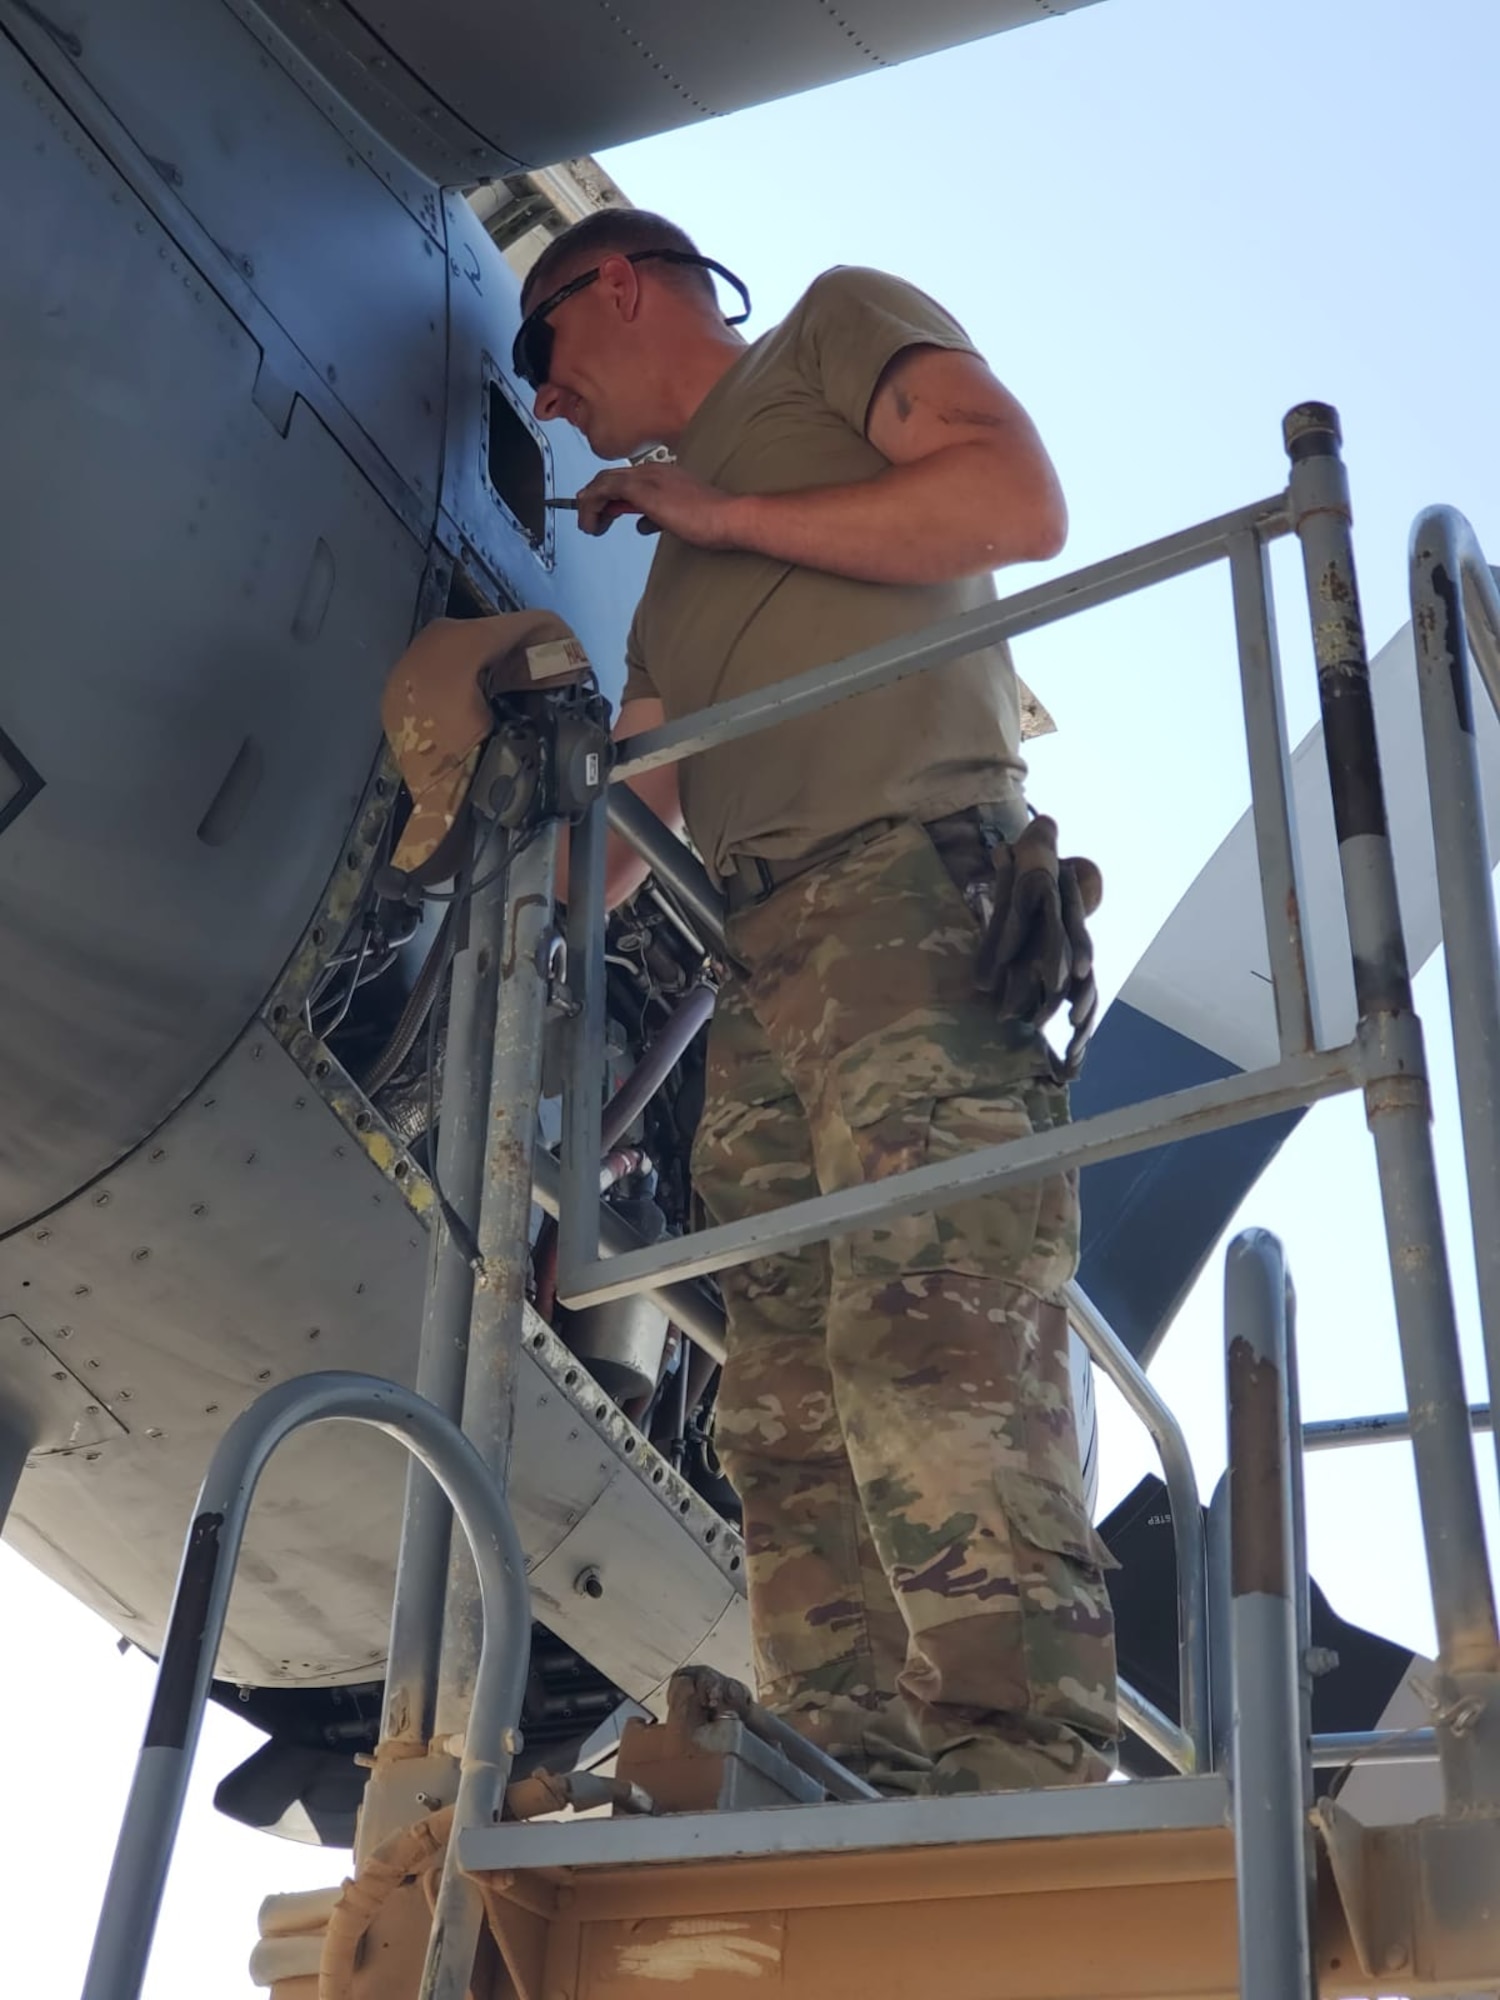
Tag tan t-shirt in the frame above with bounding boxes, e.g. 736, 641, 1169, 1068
623, 265, 1032, 881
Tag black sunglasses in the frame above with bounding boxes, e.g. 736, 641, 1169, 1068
511, 250, 752, 392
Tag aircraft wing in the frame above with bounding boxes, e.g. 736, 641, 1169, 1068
261, 0, 1108, 177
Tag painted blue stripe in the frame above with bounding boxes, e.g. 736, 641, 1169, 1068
1075, 999, 1304, 1364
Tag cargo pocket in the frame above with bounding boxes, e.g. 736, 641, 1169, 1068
996, 1469, 1120, 1738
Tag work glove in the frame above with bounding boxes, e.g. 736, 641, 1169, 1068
972, 814, 1103, 1080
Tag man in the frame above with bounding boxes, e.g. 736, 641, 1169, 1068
518, 210, 1118, 1796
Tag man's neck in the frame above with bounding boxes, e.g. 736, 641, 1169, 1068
654, 329, 746, 448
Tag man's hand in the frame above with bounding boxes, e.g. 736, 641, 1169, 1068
572, 348, 1064, 586
575, 461, 740, 546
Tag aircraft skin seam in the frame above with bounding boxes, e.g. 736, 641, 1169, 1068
591, 1, 715, 115
812, 2, 888, 67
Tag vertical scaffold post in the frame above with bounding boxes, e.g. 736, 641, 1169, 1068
1225, 1229, 1314, 2000
1228, 528, 1318, 1056
1282, 1269, 1320, 1951
1284, 404, 1500, 1806
435, 821, 560, 1741
558, 788, 608, 1291
416, 819, 559, 2000
1205, 1474, 1233, 1776
1410, 507, 1500, 1507
363, 835, 511, 1853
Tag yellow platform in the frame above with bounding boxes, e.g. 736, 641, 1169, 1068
454, 1776, 1413, 2000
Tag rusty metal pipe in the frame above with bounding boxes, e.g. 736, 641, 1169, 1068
1285, 408, 1500, 1798
1225, 1230, 1314, 2000
367, 828, 511, 1849
435, 824, 559, 1744
1410, 507, 1500, 1509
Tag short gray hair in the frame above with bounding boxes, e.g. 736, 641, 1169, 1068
521, 208, 714, 311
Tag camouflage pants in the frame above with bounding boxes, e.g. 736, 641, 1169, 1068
693, 818, 1118, 1796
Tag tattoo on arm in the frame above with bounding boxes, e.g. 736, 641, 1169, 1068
893, 385, 913, 422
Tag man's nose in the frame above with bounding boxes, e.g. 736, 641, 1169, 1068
533, 382, 562, 422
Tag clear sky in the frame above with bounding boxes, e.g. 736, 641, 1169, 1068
4, 0, 1498, 1992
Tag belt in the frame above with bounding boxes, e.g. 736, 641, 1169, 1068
721, 807, 1005, 917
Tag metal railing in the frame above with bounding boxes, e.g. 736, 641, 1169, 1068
557, 481, 1338, 1303
1304, 1402, 1492, 1450
81, 1375, 531, 2000
1066, 1282, 1209, 1773
1409, 510, 1500, 1509
551, 404, 1500, 1817
77, 435, 1500, 2000
73, 414, 1500, 2000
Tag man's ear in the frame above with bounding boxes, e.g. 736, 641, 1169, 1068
599, 252, 644, 322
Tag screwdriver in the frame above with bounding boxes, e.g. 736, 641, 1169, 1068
545, 496, 659, 536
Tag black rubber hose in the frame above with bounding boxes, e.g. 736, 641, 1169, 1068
360, 907, 453, 1101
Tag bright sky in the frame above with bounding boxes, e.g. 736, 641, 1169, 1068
4, 0, 1498, 1993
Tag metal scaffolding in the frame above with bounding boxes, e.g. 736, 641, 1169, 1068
83, 405, 1500, 1999
554, 402, 1500, 1808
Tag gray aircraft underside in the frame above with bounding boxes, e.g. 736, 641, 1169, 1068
0, 0, 1112, 1724
0, 0, 1475, 1825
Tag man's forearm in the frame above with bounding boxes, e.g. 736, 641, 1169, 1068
555, 766, 684, 912
555, 790, 657, 910
602, 803, 655, 910
722, 440, 1066, 586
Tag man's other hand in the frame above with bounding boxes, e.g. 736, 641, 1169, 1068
575, 462, 739, 546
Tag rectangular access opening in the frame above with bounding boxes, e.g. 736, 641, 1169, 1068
486, 378, 549, 549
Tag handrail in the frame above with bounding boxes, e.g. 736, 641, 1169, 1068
557, 1046, 1360, 1304
613, 492, 1290, 777
80, 1374, 531, 2000
1303, 1403, 1492, 1451
559, 469, 1327, 1307
1066, 1284, 1210, 1773
1410, 507, 1500, 1510
1288, 426, 1500, 1803
1312, 1729, 1437, 1767
546, 404, 1500, 1817
1412, 509, 1500, 722
1117, 1678, 1196, 1773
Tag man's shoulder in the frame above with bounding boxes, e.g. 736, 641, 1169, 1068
781, 264, 972, 356
792, 264, 924, 317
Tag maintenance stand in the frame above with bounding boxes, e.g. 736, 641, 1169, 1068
81, 407, 1500, 2000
